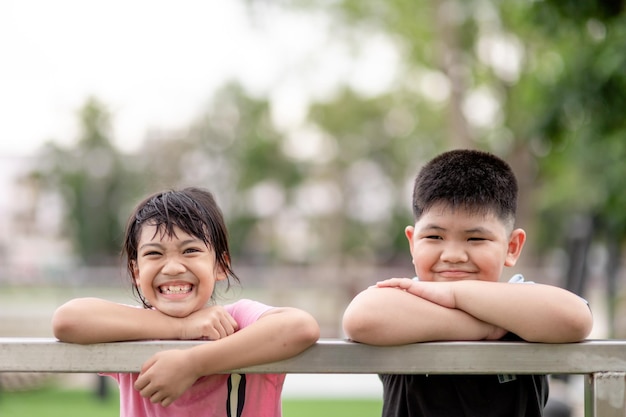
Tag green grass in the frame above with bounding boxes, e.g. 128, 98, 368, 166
283, 398, 382, 416
0, 388, 120, 417
0, 387, 382, 417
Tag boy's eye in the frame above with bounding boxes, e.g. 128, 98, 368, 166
425, 235, 442, 240
468, 237, 486, 241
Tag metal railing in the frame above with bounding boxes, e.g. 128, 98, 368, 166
1, 338, 625, 416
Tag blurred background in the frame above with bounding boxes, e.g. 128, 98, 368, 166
1, 0, 625, 415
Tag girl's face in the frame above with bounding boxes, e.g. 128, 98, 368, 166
405, 203, 525, 283
132, 224, 227, 318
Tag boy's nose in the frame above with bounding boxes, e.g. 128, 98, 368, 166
440, 243, 469, 263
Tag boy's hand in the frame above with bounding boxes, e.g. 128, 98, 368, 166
376, 278, 457, 309
135, 349, 199, 407
180, 306, 238, 340
376, 278, 509, 341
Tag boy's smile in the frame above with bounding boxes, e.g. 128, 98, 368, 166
406, 203, 525, 283
133, 224, 227, 318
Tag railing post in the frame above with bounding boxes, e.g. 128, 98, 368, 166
585, 372, 626, 417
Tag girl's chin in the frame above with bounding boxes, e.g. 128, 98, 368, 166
153, 302, 196, 318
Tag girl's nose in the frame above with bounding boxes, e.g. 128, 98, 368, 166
162, 257, 186, 275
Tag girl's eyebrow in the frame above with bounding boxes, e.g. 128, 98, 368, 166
139, 242, 163, 251
139, 239, 203, 251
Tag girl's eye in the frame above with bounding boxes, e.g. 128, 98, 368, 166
143, 251, 161, 256
184, 247, 201, 254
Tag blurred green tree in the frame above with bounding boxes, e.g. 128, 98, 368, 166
30, 98, 143, 267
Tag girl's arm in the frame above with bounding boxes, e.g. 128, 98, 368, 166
376, 279, 593, 343
134, 307, 320, 406
52, 298, 238, 344
342, 287, 506, 346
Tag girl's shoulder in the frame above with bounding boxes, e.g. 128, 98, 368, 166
225, 299, 276, 328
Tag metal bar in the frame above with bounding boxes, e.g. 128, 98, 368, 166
2, 338, 626, 374
585, 372, 626, 417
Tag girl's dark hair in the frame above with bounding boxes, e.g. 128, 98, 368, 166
123, 187, 239, 307
412, 149, 518, 227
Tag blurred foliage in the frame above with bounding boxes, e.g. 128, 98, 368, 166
25, 1, 625, 291
29, 98, 144, 265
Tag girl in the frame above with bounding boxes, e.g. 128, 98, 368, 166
52, 187, 320, 417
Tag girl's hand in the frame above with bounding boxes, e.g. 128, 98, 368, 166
376, 278, 457, 309
180, 305, 238, 340
134, 349, 198, 407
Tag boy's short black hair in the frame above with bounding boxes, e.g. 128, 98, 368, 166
412, 149, 518, 227
123, 187, 238, 308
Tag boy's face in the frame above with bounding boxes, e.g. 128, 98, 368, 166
406, 203, 525, 282
132, 224, 227, 318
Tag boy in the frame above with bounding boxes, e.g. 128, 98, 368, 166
342, 149, 592, 417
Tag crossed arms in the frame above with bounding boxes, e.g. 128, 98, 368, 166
342, 278, 593, 346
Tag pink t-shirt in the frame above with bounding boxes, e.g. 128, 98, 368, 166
103, 299, 286, 417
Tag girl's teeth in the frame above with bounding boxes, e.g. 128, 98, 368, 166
160, 285, 192, 294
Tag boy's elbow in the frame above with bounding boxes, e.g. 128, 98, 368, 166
556, 300, 594, 343
528, 305, 594, 343
342, 297, 387, 345
565, 308, 594, 342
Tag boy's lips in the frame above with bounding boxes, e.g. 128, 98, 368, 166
435, 270, 476, 278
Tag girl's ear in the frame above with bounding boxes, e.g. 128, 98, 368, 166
216, 252, 230, 281
131, 260, 140, 285
505, 228, 526, 267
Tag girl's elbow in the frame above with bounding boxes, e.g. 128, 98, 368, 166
51, 300, 89, 343
296, 312, 320, 347
51, 309, 76, 342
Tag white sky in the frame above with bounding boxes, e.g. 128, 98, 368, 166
0, 0, 399, 157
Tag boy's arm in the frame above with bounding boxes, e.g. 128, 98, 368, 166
377, 279, 593, 343
52, 298, 238, 343
342, 287, 507, 346
134, 307, 320, 407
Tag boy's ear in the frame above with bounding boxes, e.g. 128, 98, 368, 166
405, 225, 416, 253
505, 228, 526, 267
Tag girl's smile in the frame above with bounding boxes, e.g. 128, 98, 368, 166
133, 224, 227, 318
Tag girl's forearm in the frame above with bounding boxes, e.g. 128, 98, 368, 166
186, 308, 319, 375
52, 298, 181, 344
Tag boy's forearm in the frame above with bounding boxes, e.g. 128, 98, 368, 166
52, 298, 182, 344
452, 281, 593, 343
342, 287, 498, 345
186, 307, 319, 375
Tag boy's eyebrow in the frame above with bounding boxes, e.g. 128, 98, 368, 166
421, 224, 446, 231
419, 224, 495, 235
464, 227, 496, 235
